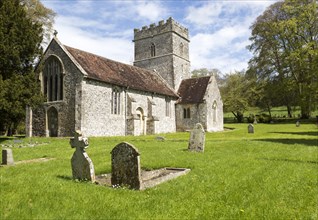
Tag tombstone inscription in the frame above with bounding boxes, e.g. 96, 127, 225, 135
188, 123, 205, 152
70, 131, 95, 182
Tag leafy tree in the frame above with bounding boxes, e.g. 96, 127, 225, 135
191, 68, 225, 86
248, 0, 318, 119
21, 0, 56, 45
0, 0, 52, 135
220, 71, 250, 123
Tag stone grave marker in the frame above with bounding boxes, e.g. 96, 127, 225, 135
248, 124, 254, 133
111, 142, 141, 190
296, 121, 300, 127
2, 149, 14, 165
70, 130, 95, 182
188, 123, 205, 152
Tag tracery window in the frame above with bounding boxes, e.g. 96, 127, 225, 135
43, 56, 63, 102
111, 88, 121, 115
151, 43, 156, 57
183, 108, 190, 119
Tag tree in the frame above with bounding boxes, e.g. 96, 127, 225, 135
191, 68, 221, 77
21, 0, 56, 46
191, 68, 225, 86
248, 0, 318, 119
220, 71, 250, 123
0, 0, 51, 135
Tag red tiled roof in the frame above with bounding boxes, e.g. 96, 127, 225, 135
177, 76, 211, 104
64, 46, 178, 98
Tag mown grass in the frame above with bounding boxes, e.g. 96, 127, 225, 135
1, 123, 317, 219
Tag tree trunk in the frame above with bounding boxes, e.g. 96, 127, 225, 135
6, 123, 13, 136
287, 105, 293, 118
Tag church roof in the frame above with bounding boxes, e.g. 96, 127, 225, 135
177, 76, 211, 104
64, 45, 178, 98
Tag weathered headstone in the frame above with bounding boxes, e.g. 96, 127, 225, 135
2, 149, 14, 165
111, 142, 141, 189
188, 123, 205, 152
248, 124, 254, 133
296, 121, 300, 127
253, 118, 258, 124
70, 130, 95, 182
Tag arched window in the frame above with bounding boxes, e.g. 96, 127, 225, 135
212, 100, 217, 123
183, 108, 190, 119
180, 42, 184, 56
150, 43, 156, 57
111, 87, 121, 114
43, 56, 63, 102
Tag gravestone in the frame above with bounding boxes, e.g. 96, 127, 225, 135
253, 118, 258, 124
188, 123, 205, 152
2, 149, 14, 165
111, 142, 141, 189
296, 121, 300, 127
248, 124, 254, 133
70, 130, 95, 182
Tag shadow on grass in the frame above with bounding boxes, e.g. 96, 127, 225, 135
269, 131, 318, 136
258, 157, 318, 165
255, 138, 318, 147
57, 175, 73, 181
0, 137, 13, 144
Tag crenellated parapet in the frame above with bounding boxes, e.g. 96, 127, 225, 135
134, 17, 189, 41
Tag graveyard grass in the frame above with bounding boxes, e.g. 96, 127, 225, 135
1, 123, 317, 219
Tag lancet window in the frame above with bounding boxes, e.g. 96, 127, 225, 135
111, 88, 121, 115
150, 43, 156, 57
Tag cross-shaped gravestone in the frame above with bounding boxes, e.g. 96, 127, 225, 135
248, 124, 254, 133
70, 130, 95, 182
111, 142, 141, 190
188, 123, 205, 152
2, 149, 14, 165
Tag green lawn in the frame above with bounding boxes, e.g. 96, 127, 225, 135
1, 123, 317, 219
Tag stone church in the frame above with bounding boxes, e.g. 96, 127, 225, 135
26, 17, 223, 137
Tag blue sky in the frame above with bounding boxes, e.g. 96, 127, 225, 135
41, 0, 277, 74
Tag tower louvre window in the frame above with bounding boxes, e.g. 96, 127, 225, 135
150, 43, 156, 57
180, 42, 184, 56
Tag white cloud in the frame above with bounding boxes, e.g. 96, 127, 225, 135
52, 16, 133, 65
185, 2, 223, 26
136, 1, 168, 21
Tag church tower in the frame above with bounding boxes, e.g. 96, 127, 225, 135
133, 17, 190, 91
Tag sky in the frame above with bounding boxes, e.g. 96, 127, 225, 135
41, 0, 277, 74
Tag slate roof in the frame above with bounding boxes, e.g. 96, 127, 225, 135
177, 76, 211, 104
64, 45, 178, 98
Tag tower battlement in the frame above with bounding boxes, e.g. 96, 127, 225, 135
134, 17, 189, 41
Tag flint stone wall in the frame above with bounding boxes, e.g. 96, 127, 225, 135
176, 76, 223, 132
31, 39, 83, 137
81, 79, 176, 137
